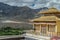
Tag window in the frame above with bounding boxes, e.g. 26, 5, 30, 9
48, 25, 55, 32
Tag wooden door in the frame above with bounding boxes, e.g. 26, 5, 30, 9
41, 25, 47, 35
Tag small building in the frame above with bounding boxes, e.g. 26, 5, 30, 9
31, 8, 60, 37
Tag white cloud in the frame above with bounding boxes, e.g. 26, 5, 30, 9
0, 0, 60, 9
28, 3, 47, 9
22, 0, 34, 2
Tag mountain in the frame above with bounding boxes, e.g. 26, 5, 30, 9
0, 2, 48, 29
0, 2, 48, 21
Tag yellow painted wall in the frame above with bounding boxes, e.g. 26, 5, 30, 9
34, 24, 41, 33
33, 23, 58, 36
34, 24, 39, 30
56, 20, 60, 32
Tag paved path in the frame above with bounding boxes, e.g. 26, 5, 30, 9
0, 33, 51, 40
0, 35, 24, 40
22, 33, 51, 40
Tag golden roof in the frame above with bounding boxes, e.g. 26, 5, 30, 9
39, 8, 60, 14
31, 16, 58, 21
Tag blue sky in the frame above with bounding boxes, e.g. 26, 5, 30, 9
0, 0, 60, 9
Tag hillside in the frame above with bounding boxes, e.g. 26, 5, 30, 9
0, 2, 48, 29
0, 2, 48, 21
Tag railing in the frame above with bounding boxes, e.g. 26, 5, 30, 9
48, 32, 60, 37
25, 30, 60, 37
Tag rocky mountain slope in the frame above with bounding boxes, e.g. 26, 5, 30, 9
0, 2, 48, 21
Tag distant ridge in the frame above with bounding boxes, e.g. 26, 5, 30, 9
0, 2, 48, 21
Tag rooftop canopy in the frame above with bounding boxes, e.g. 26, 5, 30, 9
38, 8, 60, 14
31, 16, 58, 21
